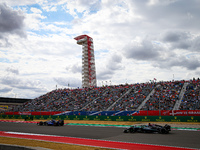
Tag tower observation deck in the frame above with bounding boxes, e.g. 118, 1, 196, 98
74, 35, 97, 88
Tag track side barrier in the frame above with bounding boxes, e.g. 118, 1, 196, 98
3, 110, 200, 116
1, 115, 200, 122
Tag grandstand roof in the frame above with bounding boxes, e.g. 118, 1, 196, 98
0, 97, 32, 104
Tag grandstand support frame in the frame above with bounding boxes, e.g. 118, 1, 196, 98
74, 35, 97, 88
106, 86, 135, 111
173, 82, 189, 110
136, 84, 160, 111
79, 88, 110, 111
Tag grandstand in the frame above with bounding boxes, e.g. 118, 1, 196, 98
4, 78, 199, 115
0, 97, 32, 113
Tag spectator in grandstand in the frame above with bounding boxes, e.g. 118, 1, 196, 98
9, 79, 199, 113
180, 79, 200, 110
141, 81, 183, 111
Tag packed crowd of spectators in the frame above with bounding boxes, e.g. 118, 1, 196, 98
11, 87, 108, 112
112, 83, 155, 111
7, 79, 200, 112
83, 84, 134, 111
179, 78, 200, 110
141, 81, 184, 110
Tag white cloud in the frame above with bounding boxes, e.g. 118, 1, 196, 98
0, 0, 200, 98
0, 0, 37, 7
30, 7, 42, 14
62, 0, 100, 18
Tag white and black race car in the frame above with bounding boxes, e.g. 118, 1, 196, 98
124, 123, 171, 134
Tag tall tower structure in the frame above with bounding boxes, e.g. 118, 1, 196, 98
74, 35, 97, 88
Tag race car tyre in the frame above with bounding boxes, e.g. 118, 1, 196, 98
37, 121, 43, 126
129, 127, 135, 133
59, 120, 64, 126
164, 125, 171, 131
165, 130, 169, 134
160, 128, 167, 134
124, 129, 128, 133
44, 122, 47, 126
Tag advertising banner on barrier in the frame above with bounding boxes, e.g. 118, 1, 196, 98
4, 111, 62, 116
161, 110, 200, 116
1, 115, 200, 122
4, 110, 200, 116
129, 110, 200, 116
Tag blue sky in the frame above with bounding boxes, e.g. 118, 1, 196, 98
0, 0, 200, 99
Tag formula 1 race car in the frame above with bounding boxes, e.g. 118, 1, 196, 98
37, 120, 64, 126
124, 123, 171, 134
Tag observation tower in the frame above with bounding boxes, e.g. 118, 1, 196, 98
74, 35, 97, 88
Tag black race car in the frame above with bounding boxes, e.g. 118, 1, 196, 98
124, 123, 171, 134
37, 120, 64, 126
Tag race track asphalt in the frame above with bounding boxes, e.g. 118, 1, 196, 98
0, 122, 199, 149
